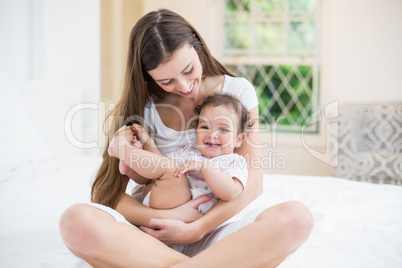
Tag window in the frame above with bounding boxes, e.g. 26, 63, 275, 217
223, 0, 320, 132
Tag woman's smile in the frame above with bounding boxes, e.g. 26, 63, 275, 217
180, 80, 196, 95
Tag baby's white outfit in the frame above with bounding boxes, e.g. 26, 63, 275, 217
142, 143, 248, 213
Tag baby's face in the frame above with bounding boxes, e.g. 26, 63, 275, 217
195, 105, 244, 158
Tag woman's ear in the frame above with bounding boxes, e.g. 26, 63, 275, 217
235, 133, 246, 148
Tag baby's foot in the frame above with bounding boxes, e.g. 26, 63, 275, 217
108, 126, 135, 157
118, 139, 142, 176
108, 135, 118, 157
119, 160, 132, 175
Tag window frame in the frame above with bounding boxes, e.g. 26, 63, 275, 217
221, 0, 322, 133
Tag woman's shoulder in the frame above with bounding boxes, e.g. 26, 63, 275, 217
222, 75, 258, 110
224, 74, 253, 86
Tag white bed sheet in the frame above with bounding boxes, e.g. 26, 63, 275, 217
0, 155, 401, 268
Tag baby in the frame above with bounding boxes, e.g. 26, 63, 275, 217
108, 94, 254, 213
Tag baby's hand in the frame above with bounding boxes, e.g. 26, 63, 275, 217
108, 126, 136, 157
174, 161, 204, 177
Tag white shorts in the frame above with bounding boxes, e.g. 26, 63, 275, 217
89, 202, 133, 226
87, 202, 263, 256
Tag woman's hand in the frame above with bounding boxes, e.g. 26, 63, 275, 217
140, 219, 203, 245
169, 195, 211, 223
140, 195, 212, 245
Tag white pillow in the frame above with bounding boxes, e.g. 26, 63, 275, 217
0, 71, 52, 173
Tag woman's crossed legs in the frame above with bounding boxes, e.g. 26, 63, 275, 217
59, 201, 313, 267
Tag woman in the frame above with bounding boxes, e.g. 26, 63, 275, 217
60, 9, 313, 267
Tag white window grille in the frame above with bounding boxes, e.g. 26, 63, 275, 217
222, 0, 321, 132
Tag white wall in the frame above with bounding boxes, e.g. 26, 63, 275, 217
326, 0, 402, 104
43, 0, 101, 156
0, 0, 31, 82
0, 0, 101, 157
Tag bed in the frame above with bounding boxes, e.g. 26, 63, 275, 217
1, 72, 402, 267
1, 158, 402, 268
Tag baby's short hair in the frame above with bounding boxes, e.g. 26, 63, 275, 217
193, 93, 255, 134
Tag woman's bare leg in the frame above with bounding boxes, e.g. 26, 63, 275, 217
59, 204, 189, 268
173, 201, 313, 268
60, 201, 312, 267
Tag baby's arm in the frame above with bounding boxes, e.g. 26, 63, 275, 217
176, 161, 244, 201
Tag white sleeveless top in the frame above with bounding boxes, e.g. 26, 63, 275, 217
143, 75, 258, 155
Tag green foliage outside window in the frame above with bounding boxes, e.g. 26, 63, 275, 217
227, 64, 313, 127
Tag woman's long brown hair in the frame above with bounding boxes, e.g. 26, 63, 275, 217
91, 9, 234, 208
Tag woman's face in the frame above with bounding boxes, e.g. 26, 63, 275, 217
147, 45, 203, 98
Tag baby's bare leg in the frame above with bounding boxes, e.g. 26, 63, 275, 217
120, 146, 191, 209
141, 157, 191, 209
148, 170, 191, 209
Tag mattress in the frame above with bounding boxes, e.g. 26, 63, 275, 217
0, 155, 401, 267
